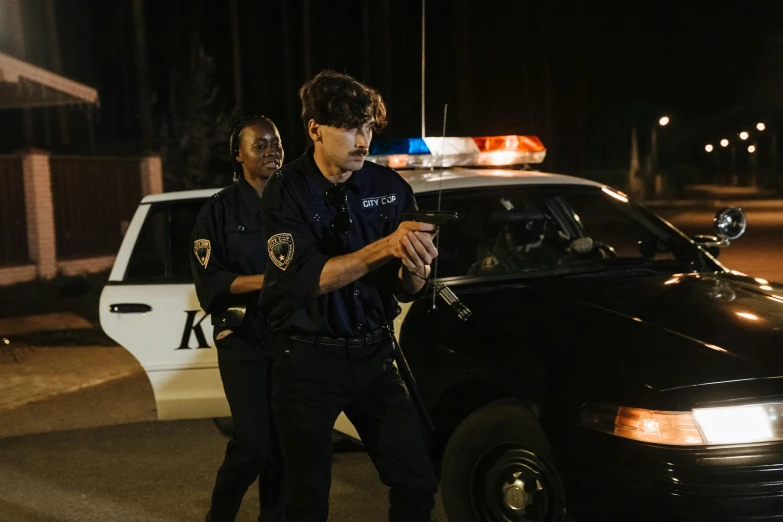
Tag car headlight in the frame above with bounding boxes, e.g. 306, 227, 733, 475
693, 405, 775, 444
580, 404, 783, 446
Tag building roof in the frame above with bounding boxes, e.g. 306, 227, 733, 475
0, 51, 99, 109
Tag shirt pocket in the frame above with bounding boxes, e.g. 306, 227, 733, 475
304, 206, 330, 226
360, 206, 395, 238
303, 206, 331, 234
224, 221, 265, 271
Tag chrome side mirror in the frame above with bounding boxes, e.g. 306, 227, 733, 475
713, 207, 747, 244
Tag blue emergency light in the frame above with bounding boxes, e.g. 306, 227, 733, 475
369, 138, 430, 156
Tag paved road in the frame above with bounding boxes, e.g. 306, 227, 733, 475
0, 416, 446, 522
0, 372, 448, 522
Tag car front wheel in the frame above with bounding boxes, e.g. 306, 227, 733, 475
441, 398, 569, 522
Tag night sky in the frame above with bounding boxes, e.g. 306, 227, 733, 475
3, 0, 783, 185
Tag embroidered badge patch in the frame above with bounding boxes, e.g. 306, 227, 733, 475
193, 239, 211, 268
482, 255, 499, 270
268, 233, 294, 271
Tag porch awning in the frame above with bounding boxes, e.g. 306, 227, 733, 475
0, 51, 99, 109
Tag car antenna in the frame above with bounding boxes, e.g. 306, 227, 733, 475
430, 103, 447, 311
428, 104, 473, 321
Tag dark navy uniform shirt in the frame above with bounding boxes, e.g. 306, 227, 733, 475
190, 177, 268, 347
259, 146, 417, 339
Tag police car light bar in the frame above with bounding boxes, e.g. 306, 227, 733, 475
367, 135, 546, 169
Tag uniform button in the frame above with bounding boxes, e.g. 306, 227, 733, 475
357, 323, 364, 332
379, 213, 386, 219
238, 225, 245, 231
353, 289, 360, 296
314, 213, 320, 222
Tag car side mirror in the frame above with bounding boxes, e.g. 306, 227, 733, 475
713, 207, 747, 243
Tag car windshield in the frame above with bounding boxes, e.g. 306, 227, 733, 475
417, 185, 719, 280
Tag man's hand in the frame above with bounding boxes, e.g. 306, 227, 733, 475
389, 221, 439, 294
316, 221, 438, 297
387, 221, 438, 268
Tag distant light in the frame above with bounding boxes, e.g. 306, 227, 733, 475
720, 139, 729, 147
736, 312, 760, 321
757, 122, 766, 131
760, 285, 773, 291
740, 131, 749, 140
659, 116, 670, 126
748, 145, 756, 153
755, 278, 770, 285
705, 144, 714, 152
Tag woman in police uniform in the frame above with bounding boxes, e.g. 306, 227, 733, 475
190, 115, 285, 522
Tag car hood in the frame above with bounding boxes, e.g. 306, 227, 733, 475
543, 271, 783, 391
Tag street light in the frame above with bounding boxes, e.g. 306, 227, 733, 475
748, 145, 756, 153
757, 122, 766, 131
740, 131, 749, 140
721, 139, 729, 147
659, 116, 670, 126
705, 144, 714, 152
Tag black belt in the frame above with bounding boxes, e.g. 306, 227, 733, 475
289, 327, 389, 348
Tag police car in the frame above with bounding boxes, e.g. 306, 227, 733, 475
100, 135, 783, 521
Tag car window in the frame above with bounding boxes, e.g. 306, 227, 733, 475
417, 185, 705, 279
124, 199, 205, 283
418, 189, 569, 278
564, 192, 676, 260
169, 202, 203, 280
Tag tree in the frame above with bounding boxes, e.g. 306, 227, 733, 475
160, 45, 234, 191
131, 0, 155, 152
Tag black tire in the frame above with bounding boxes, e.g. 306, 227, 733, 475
213, 417, 233, 438
441, 398, 569, 522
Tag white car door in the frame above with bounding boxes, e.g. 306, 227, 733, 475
99, 196, 226, 420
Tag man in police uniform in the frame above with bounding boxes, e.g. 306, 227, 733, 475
259, 70, 438, 521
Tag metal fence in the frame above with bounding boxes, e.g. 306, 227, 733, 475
50, 156, 142, 259
0, 155, 29, 267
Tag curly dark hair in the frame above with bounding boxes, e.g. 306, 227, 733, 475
299, 70, 387, 132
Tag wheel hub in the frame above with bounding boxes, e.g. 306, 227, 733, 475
502, 472, 544, 512
503, 474, 527, 510
475, 447, 556, 521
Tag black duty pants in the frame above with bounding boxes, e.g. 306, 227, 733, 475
210, 332, 285, 521
272, 334, 437, 522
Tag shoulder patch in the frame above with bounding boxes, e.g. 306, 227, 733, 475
267, 233, 294, 271
194, 239, 211, 268
482, 255, 499, 270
